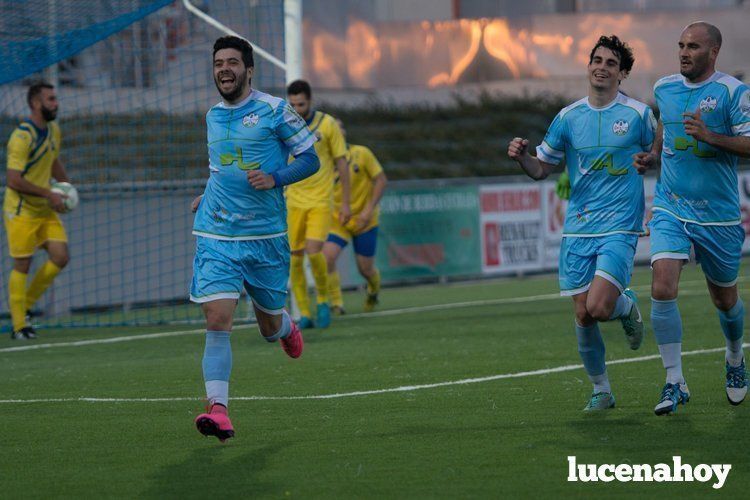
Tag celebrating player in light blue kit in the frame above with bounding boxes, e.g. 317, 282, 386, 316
190, 36, 319, 441
508, 35, 654, 411
634, 22, 750, 415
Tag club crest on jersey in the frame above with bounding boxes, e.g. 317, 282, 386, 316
242, 113, 260, 127
740, 90, 750, 115
699, 96, 717, 113
612, 120, 629, 136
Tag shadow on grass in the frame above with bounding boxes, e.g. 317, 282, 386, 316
143, 442, 286, 499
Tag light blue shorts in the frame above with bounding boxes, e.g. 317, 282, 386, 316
649, 210, 745, 287
190, 235, 290, 313
559, 234, 638, 296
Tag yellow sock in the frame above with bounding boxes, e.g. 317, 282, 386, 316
9, 269, 28, 331
366, 268, 381, 295
308, 252, 329, 304
328, 271, 343, 308
26, 260, 62, 309
290, 254, 310, 318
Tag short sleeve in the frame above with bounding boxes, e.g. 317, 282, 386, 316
535, 112, 567, 165
326, 116, 347, 160
6, 128, 32, 171
361, 146, 383, 179
641, 106, 656, 151
730, 85, 750, 137
274, 100, 316, 156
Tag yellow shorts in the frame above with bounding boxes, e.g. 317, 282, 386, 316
287, 205, 332, 251
4, 212, 67, 258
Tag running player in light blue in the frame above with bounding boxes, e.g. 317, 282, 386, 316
508, 35, 654, 411
190, 36, 320, 441
633, 22, 750, 415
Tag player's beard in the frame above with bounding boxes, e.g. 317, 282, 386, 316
680, 53, 709, 81
41, 105, 57, 121
215, 72, 248, 102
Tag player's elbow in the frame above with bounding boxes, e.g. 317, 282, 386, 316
6, 173, 22, 190
531, 169, 549, 181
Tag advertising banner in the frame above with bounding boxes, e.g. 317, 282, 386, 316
479, 183, 543, 274
376, 186, 481, 280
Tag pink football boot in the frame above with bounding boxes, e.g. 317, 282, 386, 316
195, 404, 234, 442
280, 322, 304, 359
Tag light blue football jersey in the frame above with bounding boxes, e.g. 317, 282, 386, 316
193, 90, 315, 239
653, 72, 750, 225
536, 92, 655, 236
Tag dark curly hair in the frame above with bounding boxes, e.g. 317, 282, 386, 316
589, 35, 634, 74
213, 36, 254, 68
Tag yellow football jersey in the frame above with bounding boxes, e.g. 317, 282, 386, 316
333, 144, 383, 218
4, 120, 61, 217
285, 111, 346, 208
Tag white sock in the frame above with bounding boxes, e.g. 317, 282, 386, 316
609, 292, 633, 320
590, 372, 611, 394
726, 340, 744, 367
658, 343, 684, 385
205, 380, 229, 407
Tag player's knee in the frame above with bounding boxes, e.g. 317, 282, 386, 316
586, 300, 611, 322
52, 254, 69, 269
204, 309, 233, 331
257, 318, 279, 337
651, 280, 678, 301
325, 254, 337, 270
305, 241, 323, 255
711, 292, 738, 312
13, 258, 31, 274
357, 261, 374, 278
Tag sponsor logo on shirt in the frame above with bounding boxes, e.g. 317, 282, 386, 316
699, 96, 717, 113
612, 120, 629, 135
575, 206, 591, 223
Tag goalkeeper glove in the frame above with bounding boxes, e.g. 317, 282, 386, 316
555, 171, 570, 200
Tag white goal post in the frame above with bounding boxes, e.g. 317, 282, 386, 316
182, 0, 303, 83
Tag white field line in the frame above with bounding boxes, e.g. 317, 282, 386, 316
0, 279, 727, 354
0, 343, 744, 404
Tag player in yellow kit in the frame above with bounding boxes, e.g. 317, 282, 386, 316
286, 80, 350, 329
323, 119, 388, 314
4, 82, 71, 339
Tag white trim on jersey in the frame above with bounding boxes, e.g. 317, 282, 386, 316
536, 142, 563, 165
192, 230, 288, 241
653, 73, 682, 91
190, 291, 241, 303
559, 283, 591, 297
652, 206, 741, 226
715, 72, 745, 100
594, 270, 624, 292
732, 122, 750, 137
559, 97, 588, 118
651, 252, 690, 264
705, 274, 739, 288
617, 93, 649, 120
250, 299, 285, 316
562, 230, 642, 238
